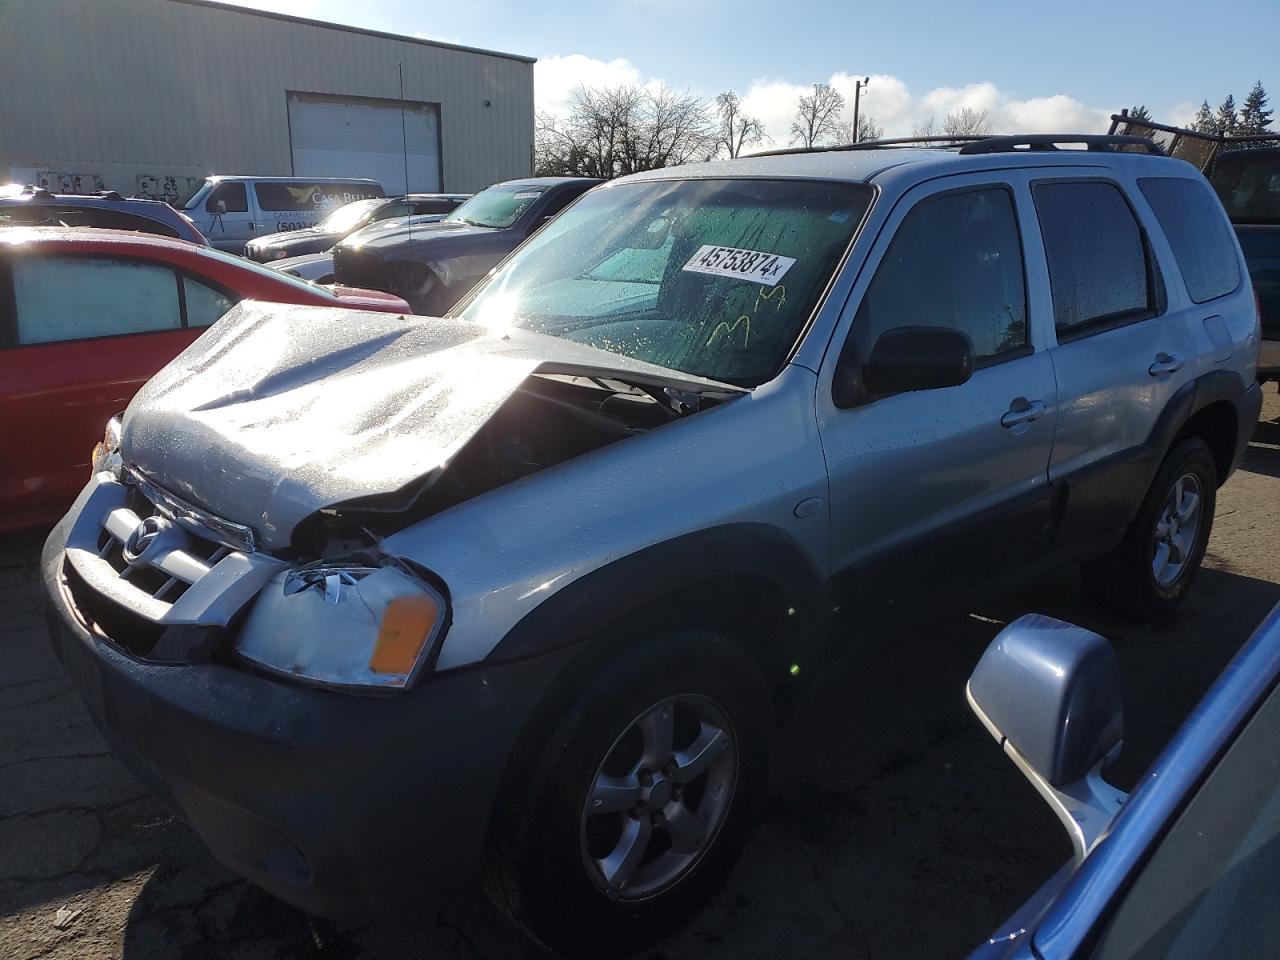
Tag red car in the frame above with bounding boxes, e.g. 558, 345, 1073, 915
0, 228, 411, 532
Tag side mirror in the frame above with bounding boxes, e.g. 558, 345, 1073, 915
862, 326, 974, 397
207, 198, 228, 215
967, 614, 1127, 860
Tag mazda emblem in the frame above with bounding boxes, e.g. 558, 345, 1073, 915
122, 515, 168, 563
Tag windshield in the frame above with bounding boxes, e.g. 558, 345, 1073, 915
457, 178, 872, 386
446, 183, 547, 229
315, 198, 382, 233
178, 179, 213, 210
1210, 150, 1280, 225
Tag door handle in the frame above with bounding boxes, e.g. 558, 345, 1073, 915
1149, 353, 1184, 377
1000, 398, 1045, 429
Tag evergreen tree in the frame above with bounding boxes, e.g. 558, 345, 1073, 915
1238, 81, 1273, 136
1191, 100, 1215, 134
1215, 94, 1238, 135
1128, 104, 1153, 121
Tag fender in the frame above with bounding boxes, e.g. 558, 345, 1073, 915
485, 523, 830, 668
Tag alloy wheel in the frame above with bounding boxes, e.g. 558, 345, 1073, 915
1153, 472, 1202, 588
580, 694, 738, 901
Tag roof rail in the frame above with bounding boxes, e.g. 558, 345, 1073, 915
749, 135, 988, 158
94, 190, 124, 200
957, 134, 1164, 156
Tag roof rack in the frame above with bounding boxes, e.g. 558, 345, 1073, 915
957, 134, 1164, 155
750, 135, 988, 158
749, 133, 1164, 160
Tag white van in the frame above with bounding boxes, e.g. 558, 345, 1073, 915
177, 176, 384, 253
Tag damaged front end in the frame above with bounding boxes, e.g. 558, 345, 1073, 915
79, 301, 741, 691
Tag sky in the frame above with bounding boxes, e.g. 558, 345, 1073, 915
210, 0, 1275, 145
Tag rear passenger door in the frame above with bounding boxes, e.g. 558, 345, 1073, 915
817, 175, 1059, 620
1033, 176, 1203, 538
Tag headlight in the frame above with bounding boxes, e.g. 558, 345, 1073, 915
235, 557, 448, 691
90, 416, 123, 479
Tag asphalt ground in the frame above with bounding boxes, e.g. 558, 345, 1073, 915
3, 389, 1278, 960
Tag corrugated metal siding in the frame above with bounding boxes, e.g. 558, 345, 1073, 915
0, 0, 534, 195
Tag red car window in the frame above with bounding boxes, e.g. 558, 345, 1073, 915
14, 257, 182, 344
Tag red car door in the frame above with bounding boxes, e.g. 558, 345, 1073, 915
0, 253, 208, 532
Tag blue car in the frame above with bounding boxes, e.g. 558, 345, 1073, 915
967, 603, 1280, 958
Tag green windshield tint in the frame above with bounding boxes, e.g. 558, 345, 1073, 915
458, 178, 872, 386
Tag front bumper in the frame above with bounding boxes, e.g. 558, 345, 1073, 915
41, 516, 577, 918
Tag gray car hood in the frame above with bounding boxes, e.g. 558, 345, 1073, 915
122, 300, 742, 552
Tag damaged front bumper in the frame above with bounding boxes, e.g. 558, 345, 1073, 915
41, 509, 579, 919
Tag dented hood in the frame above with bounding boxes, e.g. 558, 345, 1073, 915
122, 300, 741, 551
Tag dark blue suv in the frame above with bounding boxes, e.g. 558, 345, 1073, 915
0, 185, 208, 245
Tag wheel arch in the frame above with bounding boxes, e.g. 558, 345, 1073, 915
486, 523, 830, 715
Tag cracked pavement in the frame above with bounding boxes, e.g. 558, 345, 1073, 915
4, 390, 1280, 959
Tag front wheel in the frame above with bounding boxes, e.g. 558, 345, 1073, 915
484, 630, 771, 958
1082, 436, 1217, 621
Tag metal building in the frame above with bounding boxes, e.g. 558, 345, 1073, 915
0, 0, 535, 202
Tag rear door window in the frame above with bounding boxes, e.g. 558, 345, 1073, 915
205, 182, 248, 214
13, 257, 182, 344
1139, 177, 1241, 304
1033, 181, 1160, 339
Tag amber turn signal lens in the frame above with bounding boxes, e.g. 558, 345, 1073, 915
369, 593, 438, 675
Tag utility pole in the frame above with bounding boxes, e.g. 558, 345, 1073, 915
852, 76, 870, 143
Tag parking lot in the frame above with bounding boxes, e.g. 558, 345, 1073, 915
1, 388, 1277, 960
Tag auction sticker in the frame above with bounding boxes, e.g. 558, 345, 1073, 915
682, 245, 795, 286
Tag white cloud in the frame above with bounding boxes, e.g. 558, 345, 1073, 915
535, 54, 649, 118
737, 71, 1119, 145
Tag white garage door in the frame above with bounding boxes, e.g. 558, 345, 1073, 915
287, 92, 441, 195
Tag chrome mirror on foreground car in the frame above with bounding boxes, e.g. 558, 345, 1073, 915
862, 325, 974, 396
967, 614, 1128, 861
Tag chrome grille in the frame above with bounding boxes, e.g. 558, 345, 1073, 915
92, 485, 233, 610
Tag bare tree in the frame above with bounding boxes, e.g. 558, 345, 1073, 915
714, 91, 766, 158
911, 116, 942, 138
790, 83, 846, 148
942, 107, 993, 137
834, 114, 882, 144
535, 83, 713, 178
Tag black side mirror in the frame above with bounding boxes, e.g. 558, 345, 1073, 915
968, 614, 1127, 860
862, 326, 974, 397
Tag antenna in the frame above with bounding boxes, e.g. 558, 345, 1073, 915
399, 61, 411, 244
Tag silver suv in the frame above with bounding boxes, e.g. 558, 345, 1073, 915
43, 135, 1261, 957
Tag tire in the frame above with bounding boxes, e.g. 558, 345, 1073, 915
1082, 436, 1217, 622
483, 630, 772, 958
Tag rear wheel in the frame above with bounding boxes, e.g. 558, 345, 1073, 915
484, 630, 771, 958
1082, 436, 1217, 621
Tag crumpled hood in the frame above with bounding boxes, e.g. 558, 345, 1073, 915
122, 300, 741, 552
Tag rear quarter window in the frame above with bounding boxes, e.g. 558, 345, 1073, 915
1140, 177, 1241, 304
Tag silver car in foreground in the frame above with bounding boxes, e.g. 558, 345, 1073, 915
44, 134, 1261, 957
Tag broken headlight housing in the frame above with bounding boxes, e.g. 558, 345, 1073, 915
90, 416, 123, 479
235, 558, 448, 691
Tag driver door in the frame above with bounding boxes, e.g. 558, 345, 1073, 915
816, 174, 1059, 625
